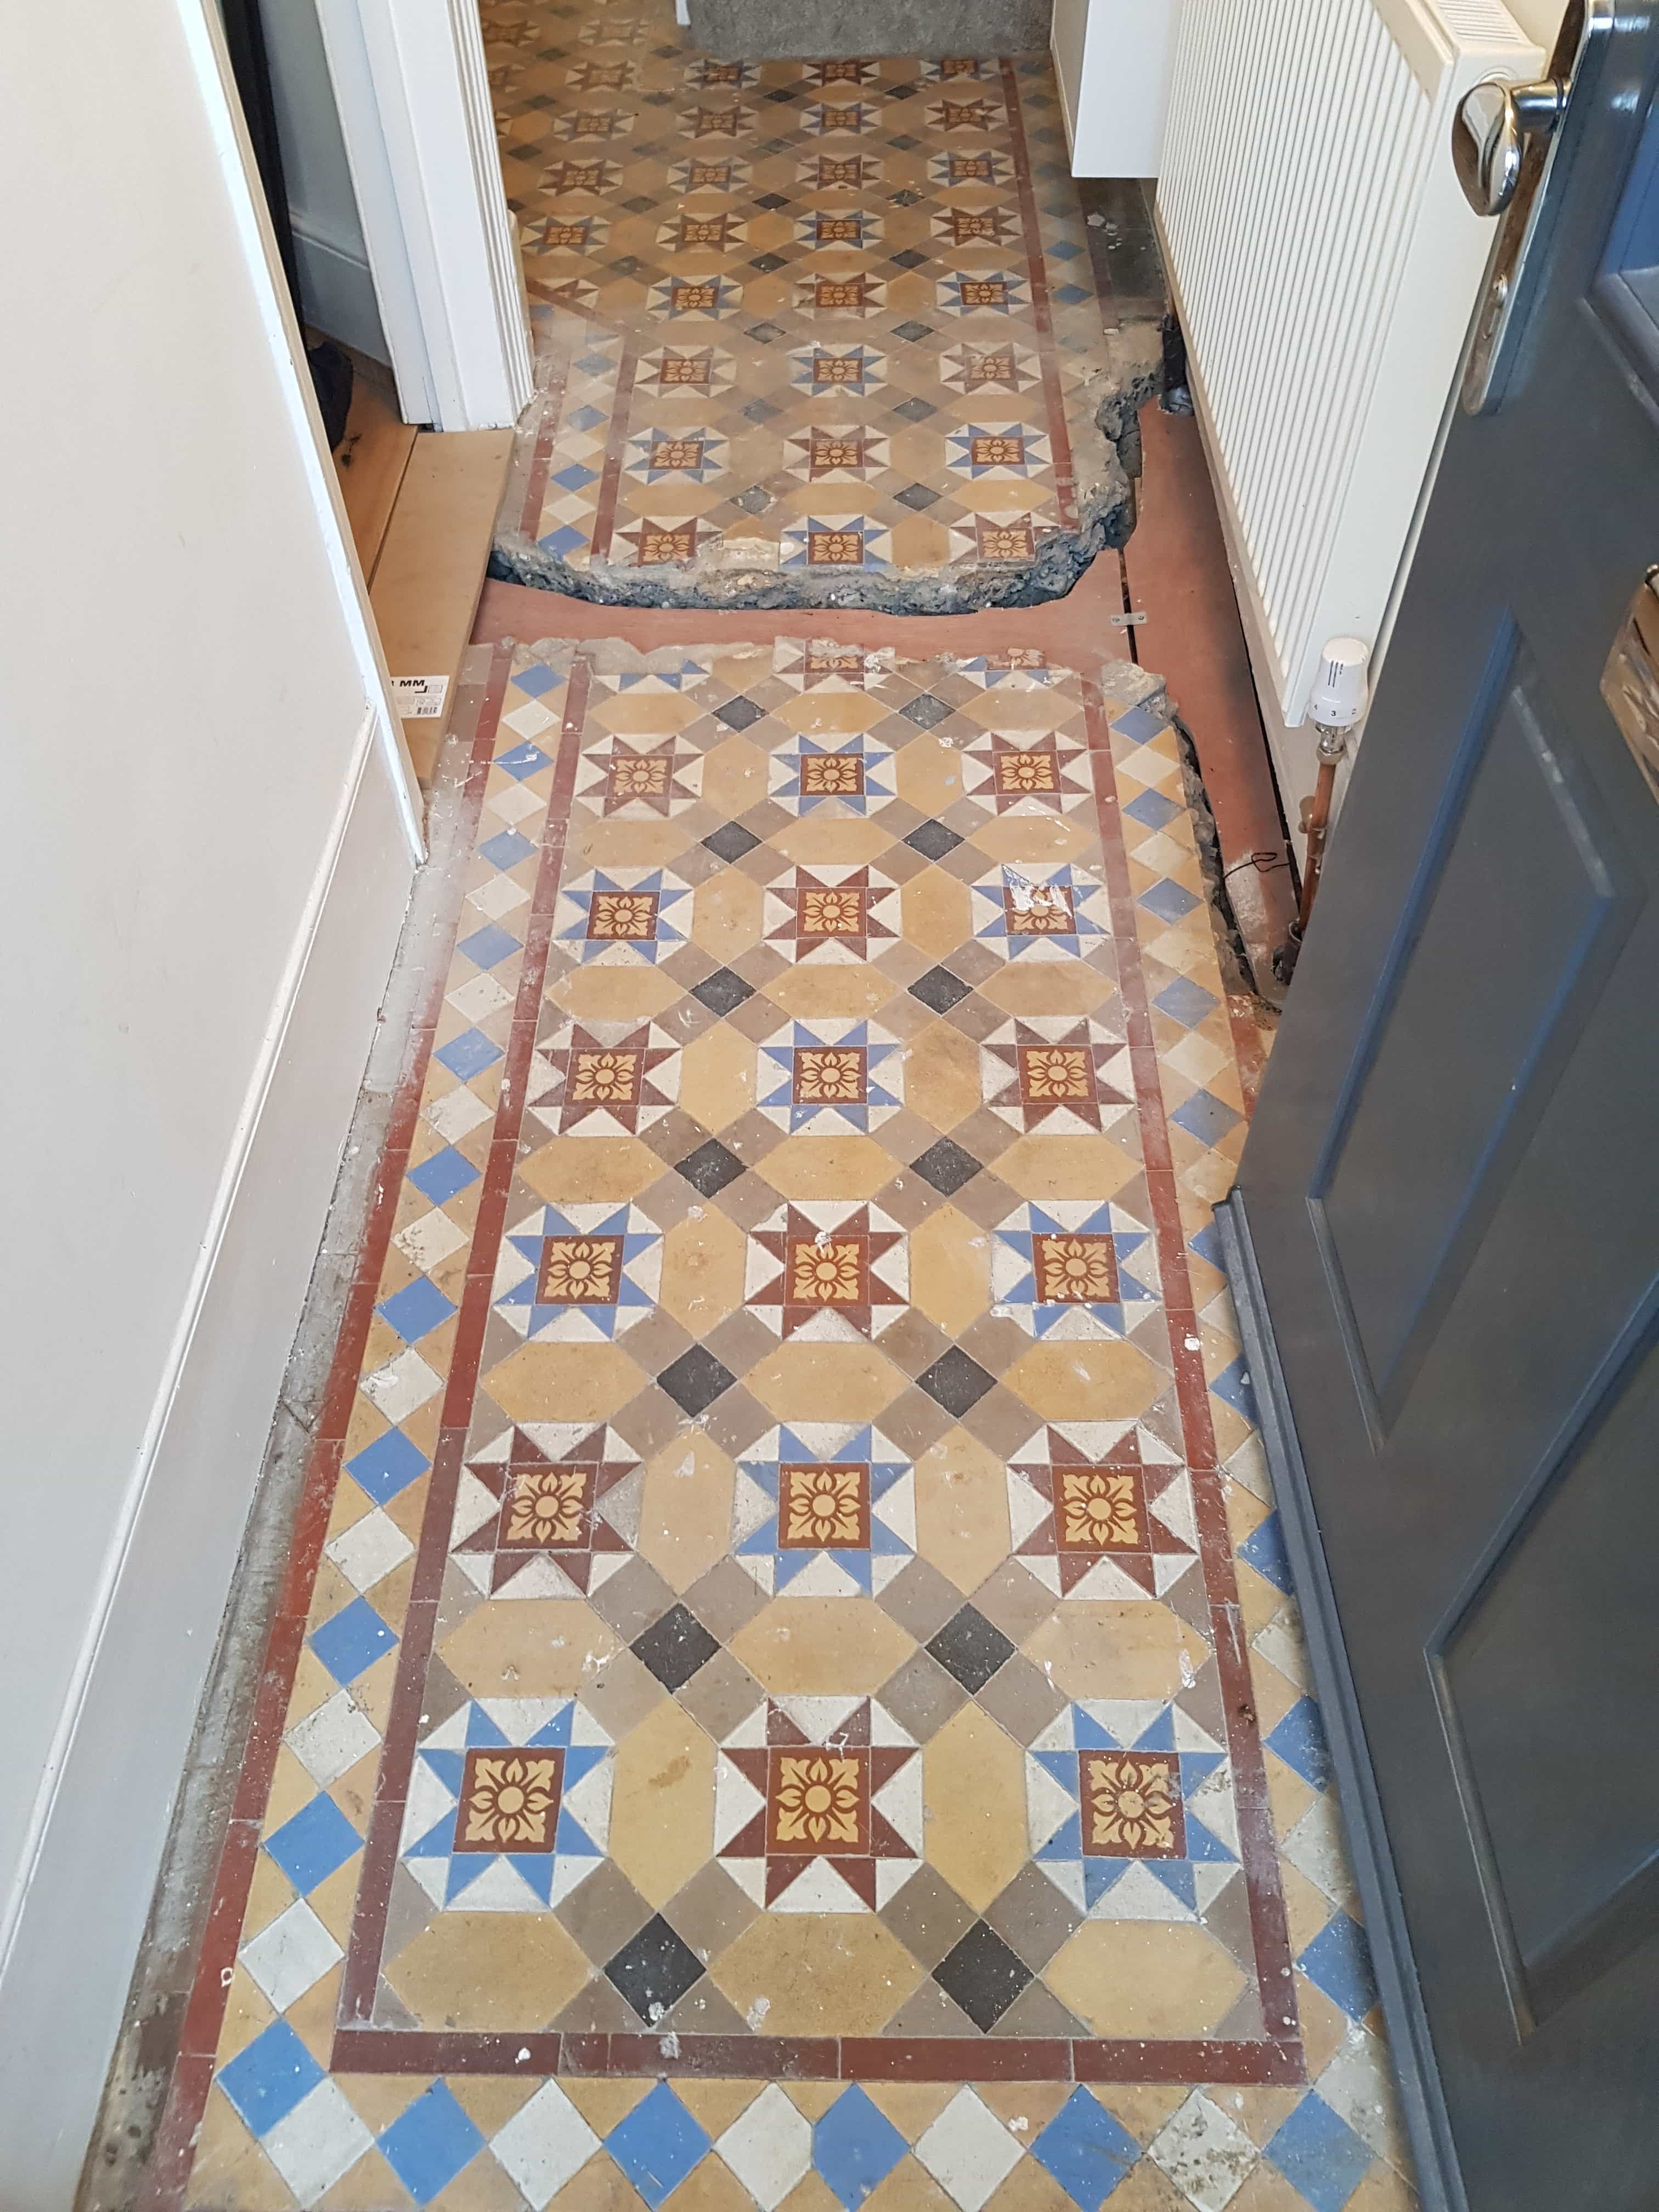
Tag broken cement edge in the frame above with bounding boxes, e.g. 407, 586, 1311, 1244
490, 333, 1161, 617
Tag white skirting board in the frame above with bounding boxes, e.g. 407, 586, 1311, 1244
0, 727, 415, 2210
292, 211, 392, 368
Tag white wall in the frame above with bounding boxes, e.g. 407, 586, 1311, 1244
264, 0, 391, 360
0, 0, 419, 2201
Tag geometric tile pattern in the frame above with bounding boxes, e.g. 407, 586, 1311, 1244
147, 636, 1418, 2210
488, 0, 1156, 607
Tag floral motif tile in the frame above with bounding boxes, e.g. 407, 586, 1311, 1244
140, 634, 1417, 2212
486, 0, 1158, 609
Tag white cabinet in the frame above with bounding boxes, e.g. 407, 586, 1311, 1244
1051, 0, 1181, 178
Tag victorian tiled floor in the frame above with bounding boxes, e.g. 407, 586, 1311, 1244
484, 0, 1157, 607
134, 633, 1416, 2212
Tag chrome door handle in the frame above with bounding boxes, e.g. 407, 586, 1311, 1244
1457, 0, 1611, 415
1452, 78, 1565, 217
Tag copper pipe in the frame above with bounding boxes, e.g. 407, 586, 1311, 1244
1271, 727, 1348, 990
1295, 754, 1340, 938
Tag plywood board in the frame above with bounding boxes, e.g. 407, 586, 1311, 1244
334, 363, 417, 583
370, 427, 515, 785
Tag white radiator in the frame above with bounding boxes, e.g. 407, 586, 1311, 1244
1156, 0, 1542, 740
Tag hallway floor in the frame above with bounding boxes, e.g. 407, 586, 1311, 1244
112, 8, 1404, 2211
484, 0, 1157, 609
128, 625, 1412, 2210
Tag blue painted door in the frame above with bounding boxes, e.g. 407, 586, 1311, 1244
1223, 11, 1659, 2209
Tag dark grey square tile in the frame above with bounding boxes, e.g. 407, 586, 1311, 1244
676, 1137, 747, 1196
657, 1345, 737, 1418
927, 1603, 1016, 1694
691, 967, 755, 1017
931, 1920, 1034, 2031
901, 692, 952, 729
603, 1913, 707, 2023
909, 965, 972, 1014
631, 1601, 721, 1691
703, 821, 762, 862
905, 820, 964, 861
916, 1345, 996, 1417
910, 1138, 981, 1195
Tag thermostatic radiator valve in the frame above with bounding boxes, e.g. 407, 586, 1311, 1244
1273, 637, 1372, 988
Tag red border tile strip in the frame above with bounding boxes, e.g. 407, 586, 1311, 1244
585, 336, 642, 567
1083, 673, 1302, 2068
516, 345, 572, 539
138, 645, 520, 2212
338, 658, 592, 2033
1000, 58, 1080, 535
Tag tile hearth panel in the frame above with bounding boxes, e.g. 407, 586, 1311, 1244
145, 639, 1416, 2211
485, 0, 1159, 608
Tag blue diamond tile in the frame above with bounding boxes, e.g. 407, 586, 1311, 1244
1299, 1911, 1380, 2022
538, 524, 590, 560
513, 662, 562, 697
377, 1276, 457, 1345
1266, 2094, 1374, 2212
1240, 1509, 1294, 1593
379, 2083, 485, 2205
1031, 2086, 1140, 2208
1137, 877, 1201, 924
1267, 1696, 1333, 1794
605, 2084, 711, 2208
479, 827, 537, 872
434, 1028, 504, 1082
1209, 1353, 1259, 1424
309, 1596, 397, 1686
566, 404, 607, 433
407, 1146, 481, 1206
346, 1428, 428, 1504
1170, 1088, 1242, 1144
458, 922, 521, 970
1111, 695, 1170, 744
495, 740, 550, 780
1124, 787, 1182, 830
1053, 281, 1090, 304
263, 1792, 362, 1894
1154, 975, 1220, 1029
218, 2020, 324, 2137
577, 351, 612, 374
814, 2085, 908, 2209
552, 462, 600, 492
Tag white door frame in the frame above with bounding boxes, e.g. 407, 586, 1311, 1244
317, 0, 533, 431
